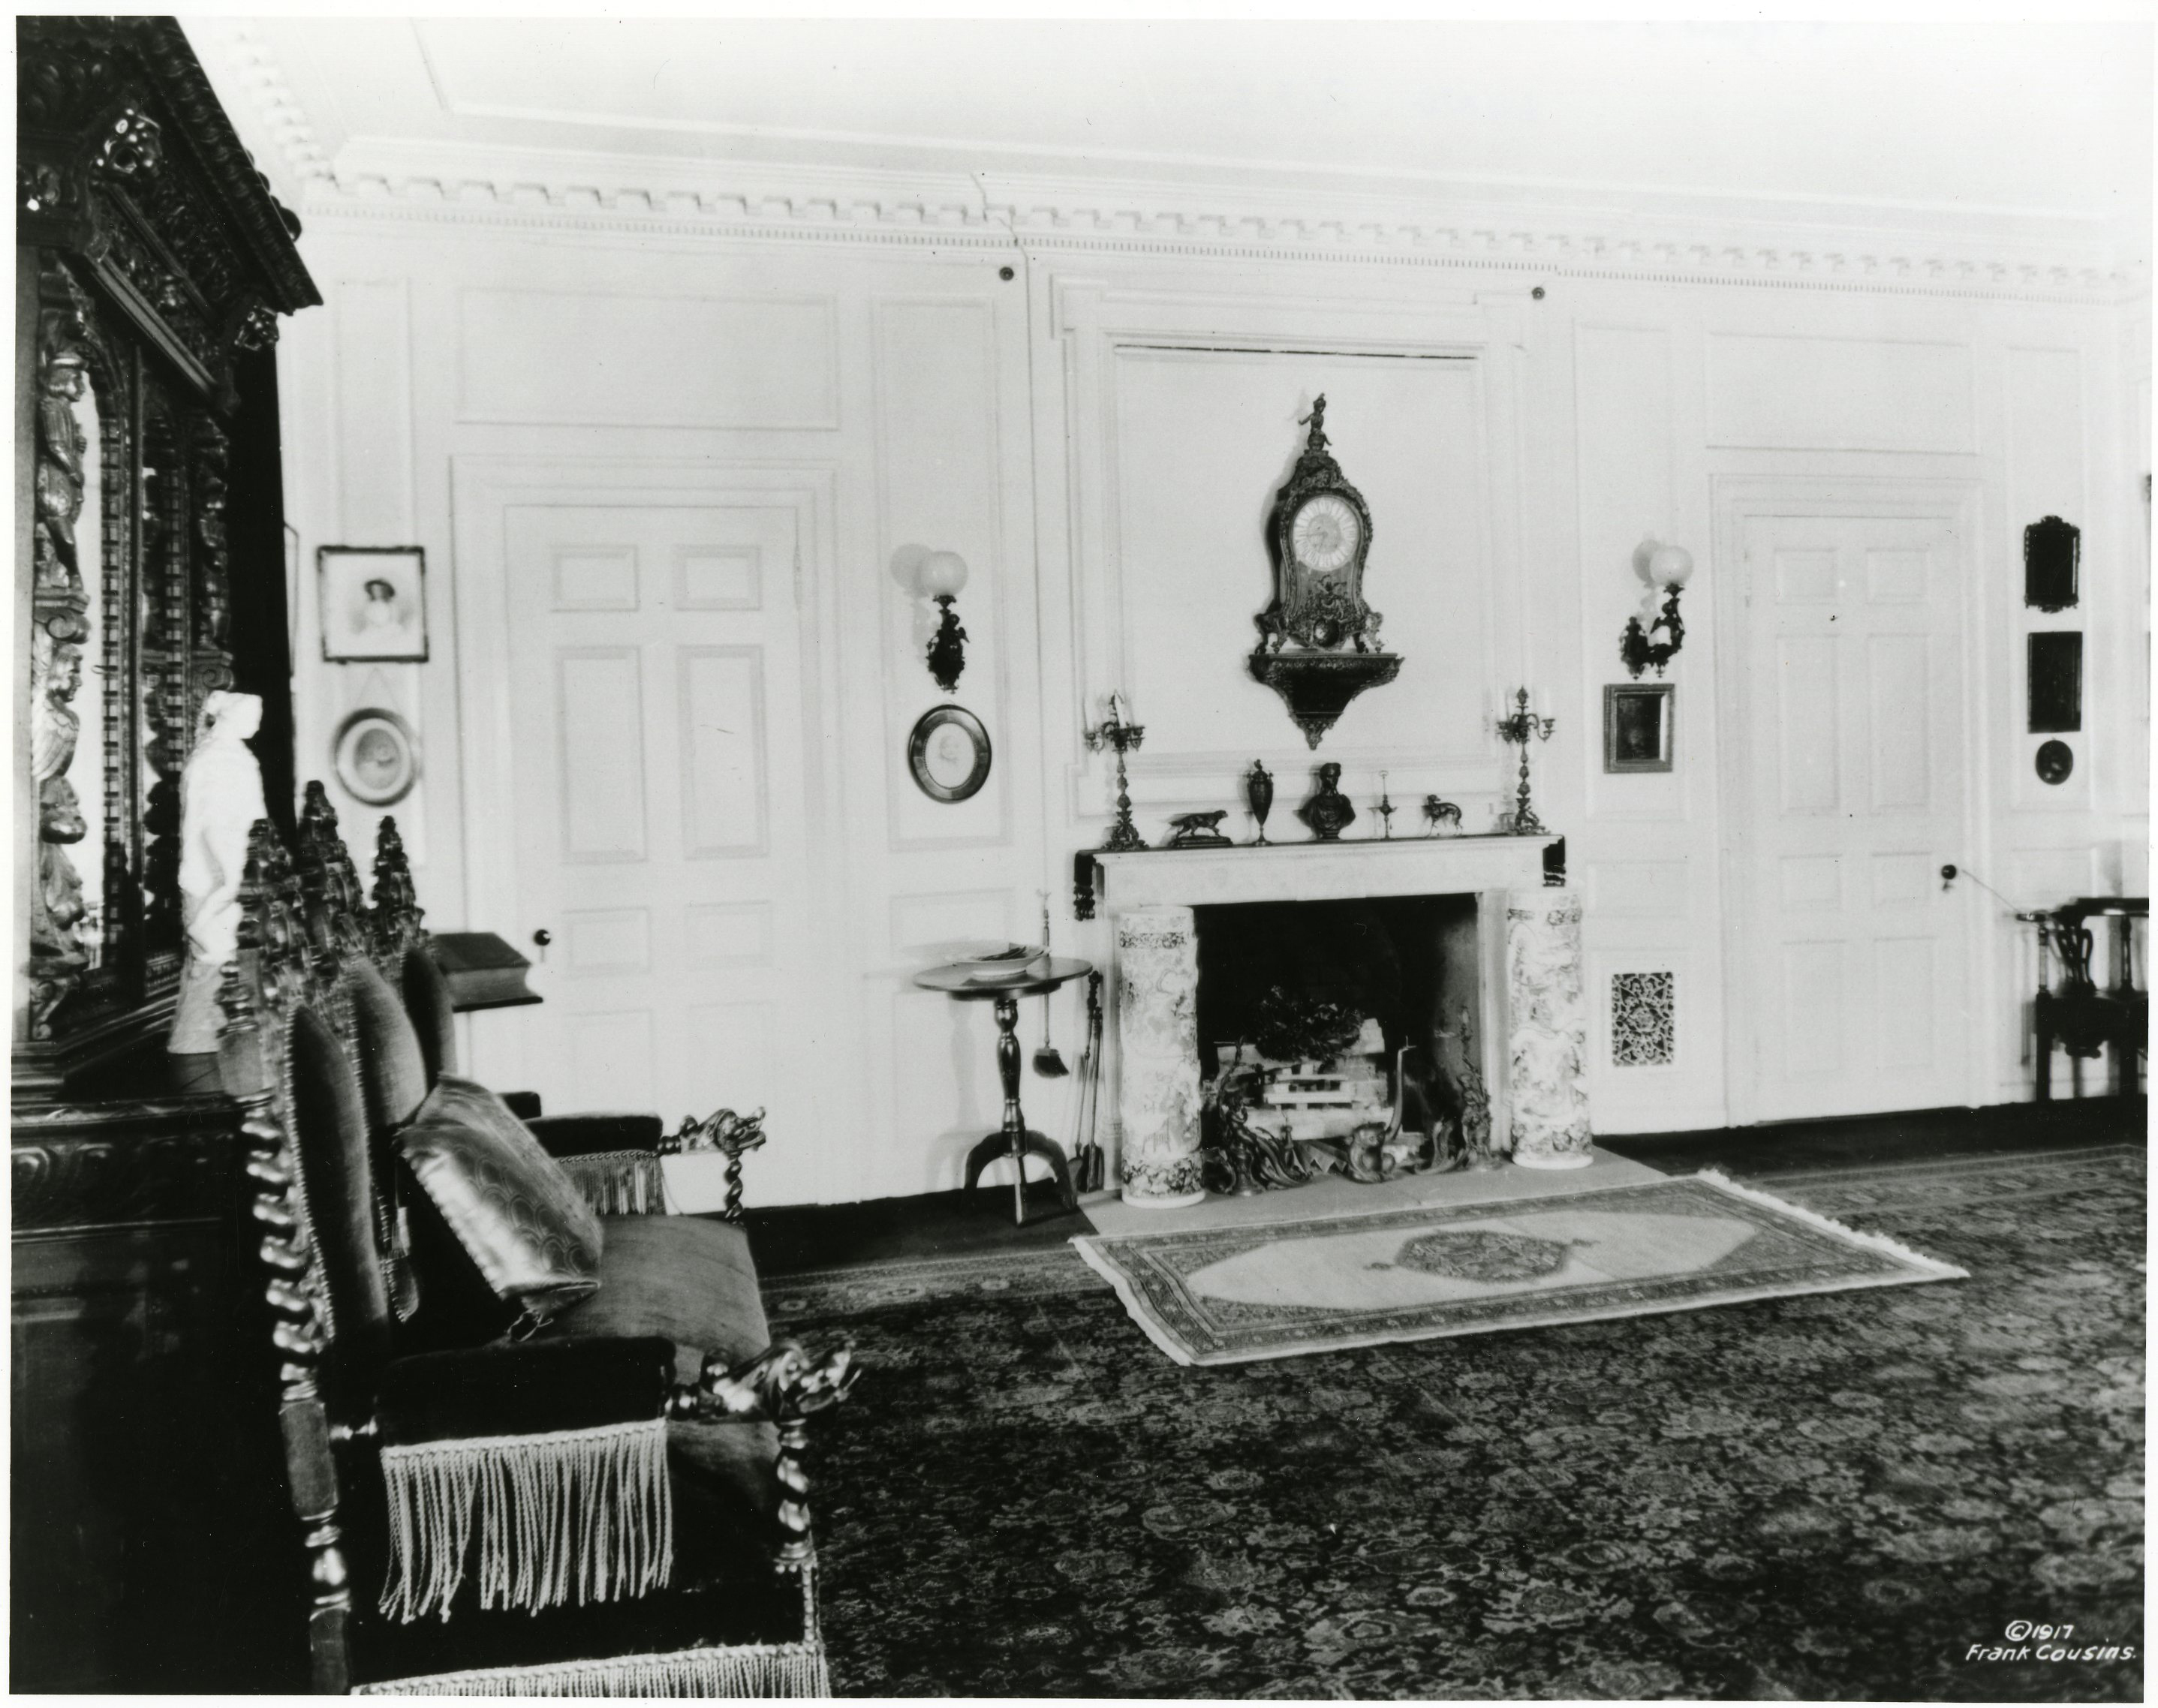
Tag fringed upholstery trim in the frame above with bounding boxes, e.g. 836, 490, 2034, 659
354, 1640, 831, 1697
557, 1150, 670, 1217
378, 1418, 673, 1623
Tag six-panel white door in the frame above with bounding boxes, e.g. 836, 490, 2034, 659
501, 502, 821, 1205
1738, 513, 1972, 1120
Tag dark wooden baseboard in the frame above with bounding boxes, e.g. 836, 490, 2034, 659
1600, 1097, 2147, 1177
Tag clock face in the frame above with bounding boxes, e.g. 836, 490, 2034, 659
1290, 492, 1362, 576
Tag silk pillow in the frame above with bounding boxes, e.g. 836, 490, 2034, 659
397, 1075, 604, 1324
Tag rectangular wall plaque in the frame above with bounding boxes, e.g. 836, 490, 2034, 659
2027, 632, 2082, 733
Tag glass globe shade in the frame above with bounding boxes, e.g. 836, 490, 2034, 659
1647, 543, 1694, 590
919, 550, 969, 599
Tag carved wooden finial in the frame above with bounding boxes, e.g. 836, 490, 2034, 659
295, 784, 369, 962
369, 815, 426, 967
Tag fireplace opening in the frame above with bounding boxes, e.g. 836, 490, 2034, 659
1191, 896, 1487, 1180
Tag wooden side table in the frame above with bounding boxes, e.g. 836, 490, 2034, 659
915, 956, 1093, 1224
2022, 898, 2147, 1099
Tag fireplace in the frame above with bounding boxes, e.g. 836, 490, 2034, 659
1193, 895, 1482, 1168
1088, 836, 1589, 1205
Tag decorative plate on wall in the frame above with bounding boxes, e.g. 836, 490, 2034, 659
333, 708, 420, 806
909, 704, 992, 802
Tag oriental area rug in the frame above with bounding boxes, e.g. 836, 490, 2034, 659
767, 1144, 2143, 1700
1070, 1171, 1964, 1366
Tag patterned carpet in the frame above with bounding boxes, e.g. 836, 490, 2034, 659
769, 1146, 2145, 1700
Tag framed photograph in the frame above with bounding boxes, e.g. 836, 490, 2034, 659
908, 704, 992, 803
333, 708, 420, 806
1604, 682, 1675, 774
321, 546, 428, 663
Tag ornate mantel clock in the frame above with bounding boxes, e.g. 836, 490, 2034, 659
1250, 397, 1402, 746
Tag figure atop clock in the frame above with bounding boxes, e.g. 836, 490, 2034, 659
1255, 395, 1384, 655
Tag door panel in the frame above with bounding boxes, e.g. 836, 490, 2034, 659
504, 503, 816, 1204
1741, 513, 1970, 1120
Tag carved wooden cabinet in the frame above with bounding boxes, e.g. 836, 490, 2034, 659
11, 17, 318, 1691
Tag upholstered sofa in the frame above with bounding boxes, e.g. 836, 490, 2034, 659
217, 787, 854, 1695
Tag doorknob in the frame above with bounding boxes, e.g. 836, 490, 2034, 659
531, 929, 552, 961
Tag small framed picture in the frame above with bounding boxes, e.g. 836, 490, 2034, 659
321, 546, 427, 663
1604, 682, 1675, 774
908, 704, 992, 803
333, 708, 420, 807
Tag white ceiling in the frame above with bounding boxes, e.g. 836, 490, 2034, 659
220, 17, 2151, 250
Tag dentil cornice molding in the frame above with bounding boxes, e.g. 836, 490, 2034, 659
196, 22, 2143, 307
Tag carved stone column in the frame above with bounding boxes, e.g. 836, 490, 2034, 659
1115, 905, 1205, 1207
1506, 887, 1592, 1168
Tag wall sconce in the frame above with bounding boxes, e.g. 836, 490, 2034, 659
1621, 540, 1693, 678
919, 549, 970, 693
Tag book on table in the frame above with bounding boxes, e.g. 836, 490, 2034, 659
428, 932, 539, 1010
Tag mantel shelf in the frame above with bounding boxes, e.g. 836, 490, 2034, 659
1085, 832, 1559, 913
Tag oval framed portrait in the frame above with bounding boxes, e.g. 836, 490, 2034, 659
908, 704, 992, 803
333, 708, 420, 807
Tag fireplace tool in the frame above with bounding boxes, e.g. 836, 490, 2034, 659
1032, 895, 1069, 1078
1070, 970, 1107, 1192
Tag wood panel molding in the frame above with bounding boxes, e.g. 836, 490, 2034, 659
188, 20, 2135, 305
12, 1118, 234, 1234
290, 174, 2138, 308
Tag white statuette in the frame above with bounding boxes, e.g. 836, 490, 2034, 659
168, 691, 268, 1054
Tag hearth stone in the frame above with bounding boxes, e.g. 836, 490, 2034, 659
1116, 907, 1205, 1207
1506, 886, 1592, 1168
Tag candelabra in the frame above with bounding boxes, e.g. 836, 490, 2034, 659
1374, 771, 1395, 840
1494, 687, 1556, 835
1083, 694, 1146, 852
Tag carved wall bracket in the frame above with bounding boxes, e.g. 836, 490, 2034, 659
1248, 649, 1404, 748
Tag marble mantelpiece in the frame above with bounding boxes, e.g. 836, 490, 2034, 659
1091, 834, 1555, 912
1088, 834, 1581, 1201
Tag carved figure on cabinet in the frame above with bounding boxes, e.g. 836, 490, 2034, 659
168, 691, 266, 1053
30, 632, 83, 804
34, 341, 87, 591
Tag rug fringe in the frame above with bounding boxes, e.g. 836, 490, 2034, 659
355, 1641, 829, 1696
1691, 1168, 1971, 1279
558, 1150, 670, 1217
378, 1418, 673, 1622
1069, 1236, 1198, 1366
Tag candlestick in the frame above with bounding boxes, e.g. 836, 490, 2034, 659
1494, 687, 1556, 835
1083, 695, 1147, 852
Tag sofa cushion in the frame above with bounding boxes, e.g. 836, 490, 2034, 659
348, 958, 430, 1133
399, 1075, 604, 1325
553, 1215, 772, 1380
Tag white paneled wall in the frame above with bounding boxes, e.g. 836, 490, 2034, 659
278, 207, 2147, 1200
